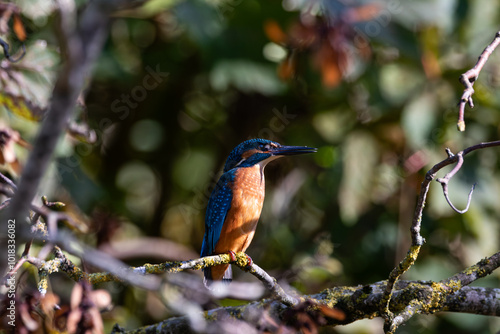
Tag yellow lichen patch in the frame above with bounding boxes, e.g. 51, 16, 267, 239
66, 267, 86, 282
143, 263, 163, 274
191, 262, 204, 271
88, 272, 116, 284
204, 258, 217, 268
201, 255, 228, 270
38, 273, 49, 295
205, 310, 218, 321
408, 245, 421, 260
320, 287, 355, 309
164, 261, 185, 273
399, 245, 421, 270
234, 252, 250, 267
425, 282, 446, 312
464, 265, 476, 275
443, 279, 461, 292
383, 245, 423, 313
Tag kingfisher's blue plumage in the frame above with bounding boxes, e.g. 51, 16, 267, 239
201, 138, 316, 288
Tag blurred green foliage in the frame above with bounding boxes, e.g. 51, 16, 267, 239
1, 0, 500, 332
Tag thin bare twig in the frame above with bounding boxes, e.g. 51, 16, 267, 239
458, 31, 500, 131
0, 172, 17, 190
0, 198, 11, 210
0, 38, 26, 63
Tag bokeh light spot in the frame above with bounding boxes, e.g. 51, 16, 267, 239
129, 119, 165, 152
115, 161, 159, 217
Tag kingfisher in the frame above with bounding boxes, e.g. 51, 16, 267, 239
201, 138, 316, 288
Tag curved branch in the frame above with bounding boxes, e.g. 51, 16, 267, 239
440, 182, 475, 214
457, 31, 500, 131
436, 152, 476, 214
0, 38, 26, 62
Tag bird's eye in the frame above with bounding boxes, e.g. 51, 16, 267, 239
260, 144, 271, 151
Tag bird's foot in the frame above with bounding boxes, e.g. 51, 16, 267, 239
227, 250, 237, 262
245, 254, 253, 269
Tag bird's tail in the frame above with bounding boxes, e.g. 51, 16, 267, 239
203, 264, 232, 289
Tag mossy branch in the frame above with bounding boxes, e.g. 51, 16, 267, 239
381, 140, 500, 330
7, 239, 299, 306
112, 279, 499, 334
9, 235, 497, 334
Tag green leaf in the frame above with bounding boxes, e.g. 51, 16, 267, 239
338, 131, 379, 224
0, 40, 58, 121
209, 60, 285, 95
401, 91, 437, 149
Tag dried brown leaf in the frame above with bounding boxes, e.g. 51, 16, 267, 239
318, 304, 345, 321
264, 20, 287, 44
12, 13, 26, 41
40, 293, 60, 314
0, 125, 29, 174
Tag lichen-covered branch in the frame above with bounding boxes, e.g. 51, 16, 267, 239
381, 140, 500, 331
16, 243, 299, 307
24, 247, 496, 334
112, 278, 500, 334
3, 195, 297, 305
143, 252, 300, 305
0, 37, 26, 63
383, 251, 500, 333
441, 251, 500, 287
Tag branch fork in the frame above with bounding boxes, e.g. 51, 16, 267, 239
381, 141, 500, 333
457, 31, 500, 131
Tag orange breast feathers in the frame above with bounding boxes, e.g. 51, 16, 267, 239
214, 165, 266, 255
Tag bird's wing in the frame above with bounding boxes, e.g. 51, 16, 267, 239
201, 172, 233, 257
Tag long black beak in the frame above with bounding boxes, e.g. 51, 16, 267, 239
271, 145, 317, 156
